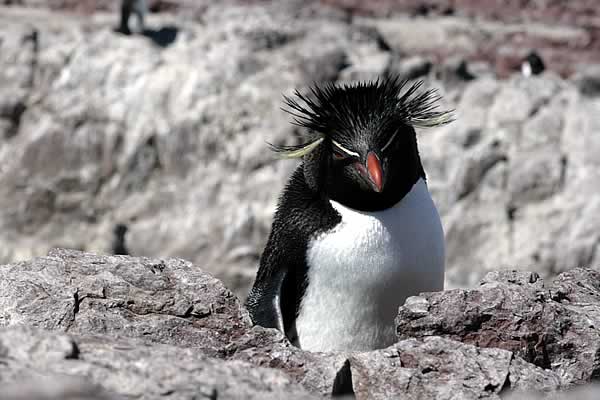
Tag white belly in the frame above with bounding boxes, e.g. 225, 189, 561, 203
295, 178, 445, 352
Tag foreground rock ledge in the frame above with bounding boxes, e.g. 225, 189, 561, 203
396, 269, 600, 386
0, 249, 599, 399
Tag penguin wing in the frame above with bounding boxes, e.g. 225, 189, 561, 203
245, 166, 341, 338
245, 254, 288, 333
245, 212, 312, 336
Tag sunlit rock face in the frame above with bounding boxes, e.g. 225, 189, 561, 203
1, 2, 599, 302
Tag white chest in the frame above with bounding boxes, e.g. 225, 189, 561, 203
295, 179, 445, 352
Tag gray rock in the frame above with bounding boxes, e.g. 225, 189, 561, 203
0, 4, 359, 299
431, 74, 600, 287
386, 54, 432, 81
347, 336, 560, 399
1, 1, 600, 311
0, 249, 350, 396
0, 248, 250, 356
572, 65, 600, 97
3, 250, 600, 398
506, 384, 600, 400
396, 269, 600, 385
2, 2, 600, 398
227, 326, 350, 396
2, 322, 560, 400
0, 325, 315, 400
507, 151, 564, 206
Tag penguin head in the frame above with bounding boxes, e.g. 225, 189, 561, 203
273, 78, 453, 211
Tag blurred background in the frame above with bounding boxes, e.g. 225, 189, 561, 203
1, 0, 599, 299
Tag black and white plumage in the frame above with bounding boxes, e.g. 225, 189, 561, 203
245, 78, 453, 352
521, 51, 545, 77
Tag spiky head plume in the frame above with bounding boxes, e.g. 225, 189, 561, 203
270, 77, 454, 158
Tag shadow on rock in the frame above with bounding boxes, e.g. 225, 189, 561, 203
142, 26, 179, 47
113, 26, 179, 48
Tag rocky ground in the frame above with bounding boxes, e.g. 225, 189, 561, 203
2, 2, 600, 399
0, 249, 600, 399
1, 2, 600, 299
5, 0, 600, 77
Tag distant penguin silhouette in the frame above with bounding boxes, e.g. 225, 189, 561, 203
118, 0, 147, 35
112, 224, 129, 255
521, 51, 545, 77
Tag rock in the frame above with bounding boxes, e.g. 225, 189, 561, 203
453, 138, 508, 200
428, 73, 600, 287
12, 0, 600, 77
3, 379, 112, 400
2, 250, 600, 398
506, 384, 600, 400
0, 248, 250, 356
1, 2, 600, 301
2, 324, 563, 400
0, 249, 356, 396
3, 2, 600, 398
0, 3, 361, 298
507, 151, 564, 206
433, 57, 476, 85
227, 326, 350, 396
0, 325, 316, 400
572, 65, 600, 97
330, 0, 600, 78
338, 50, 390, 83
386, 54, 432, 81
396, 269, 600, 385
347, 336, 560, 399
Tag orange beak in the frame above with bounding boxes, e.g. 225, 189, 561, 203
366, 151, 383, 193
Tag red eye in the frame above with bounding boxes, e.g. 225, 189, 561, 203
332, 150, 347, 160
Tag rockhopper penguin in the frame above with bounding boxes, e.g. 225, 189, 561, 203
245, 78, 453, 352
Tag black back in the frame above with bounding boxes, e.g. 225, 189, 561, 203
245, 154, 340, 336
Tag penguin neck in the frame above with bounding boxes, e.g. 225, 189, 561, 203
330, 171, 424, 212
327, 154, 426, 212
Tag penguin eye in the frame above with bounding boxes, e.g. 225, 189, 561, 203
332, 149, 349, 161
331, 140, 359, 161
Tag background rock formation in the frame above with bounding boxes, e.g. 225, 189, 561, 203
1, 1, 599, 299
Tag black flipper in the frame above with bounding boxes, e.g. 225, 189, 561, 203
245, 264, 287, 332
245, 164, 340, 339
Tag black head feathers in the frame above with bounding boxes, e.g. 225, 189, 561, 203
271, 77, 454, 158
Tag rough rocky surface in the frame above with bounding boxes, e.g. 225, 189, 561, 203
0, 325, 315, 400
507, 385, 600, 400
0, 249, 351, 397
7, 0, 600, 77
332, 0, 600, 78
346, 337, 560, 399
0, 248, 249, 355
1, 2, 600, 299
5, 250, 600, 399
2, 2, 600, 398
396, 269, 600, 385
